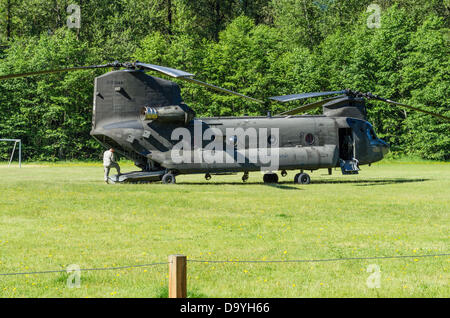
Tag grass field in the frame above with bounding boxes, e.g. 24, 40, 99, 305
0, 160, 448, 298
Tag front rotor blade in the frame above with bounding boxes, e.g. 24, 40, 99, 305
269, 90, 347, 103
276, 95, 346, 116
382, 99, 449, 121
0, 64, 113, 81
364, 93, 450, 121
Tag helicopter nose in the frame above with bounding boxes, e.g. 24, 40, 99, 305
380, 139, 390, 156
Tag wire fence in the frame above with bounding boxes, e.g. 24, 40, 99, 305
0, 253, 448, 277
0, 262, 169, 277
187, 253, 450, 264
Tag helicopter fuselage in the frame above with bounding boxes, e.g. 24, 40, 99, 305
92, 115, 389, 174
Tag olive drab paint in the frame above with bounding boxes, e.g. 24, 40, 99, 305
89, 69, 390, 181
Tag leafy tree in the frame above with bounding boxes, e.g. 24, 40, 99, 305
400, 15, 450, 159
0, 29, 100, 160
0, 1, 448, 160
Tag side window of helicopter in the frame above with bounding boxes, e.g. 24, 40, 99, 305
305, 133, 315, 145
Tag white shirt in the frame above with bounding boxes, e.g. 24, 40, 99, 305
103, 150, 116, 166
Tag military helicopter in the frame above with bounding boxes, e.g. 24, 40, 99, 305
1, 61, 448, 184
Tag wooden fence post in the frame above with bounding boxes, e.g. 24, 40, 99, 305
168, 254, 187, 298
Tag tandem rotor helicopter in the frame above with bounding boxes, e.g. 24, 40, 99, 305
1, 61, 448, 184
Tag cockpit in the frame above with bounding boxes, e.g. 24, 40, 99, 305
345, 118, 390, 166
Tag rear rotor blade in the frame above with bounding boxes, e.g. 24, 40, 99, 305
183, 77, 265, 104
135, 62, 264, 104
134, 62, 195, 78
269, 90, 347, 103
276, 95, 346, 116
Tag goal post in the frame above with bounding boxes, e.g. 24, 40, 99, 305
0, 139, 22, 168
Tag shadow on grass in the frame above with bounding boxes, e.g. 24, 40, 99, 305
176, 178, 429, 187
311, 178, 430, 186
176, 181, 301, 190
264, 183, 302, 190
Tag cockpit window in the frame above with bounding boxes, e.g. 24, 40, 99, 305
367, 127, 377, 140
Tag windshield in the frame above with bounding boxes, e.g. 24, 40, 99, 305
366, 126, 377, 140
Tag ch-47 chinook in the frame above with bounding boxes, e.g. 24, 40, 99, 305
1, 61, 448, 184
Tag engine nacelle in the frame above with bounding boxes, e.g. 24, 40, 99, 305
140, 104, 195, 125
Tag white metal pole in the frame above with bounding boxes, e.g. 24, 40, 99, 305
19, 140, 21, 168
8, 141, 17, 167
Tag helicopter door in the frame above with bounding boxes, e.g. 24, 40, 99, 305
338, 128, 359, 174
339, 128, 354, 160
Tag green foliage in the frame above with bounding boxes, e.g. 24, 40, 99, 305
315, 6, 449, 159
0, 1, 448, 161
400, 16, 450, 159
0, 29, 101, 160
200, 16, 281, 116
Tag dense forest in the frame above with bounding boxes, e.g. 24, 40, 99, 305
0, 0, 448, 161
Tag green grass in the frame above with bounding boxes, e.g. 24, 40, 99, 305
0, 161, 448, 298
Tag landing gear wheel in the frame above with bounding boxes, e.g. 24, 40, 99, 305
242, 172, 249, 183
162, 173, 176, 184
263, 173, 279, 183
281, 170, 287, 177
294, 173, 310, 184
205, 173, 211, 181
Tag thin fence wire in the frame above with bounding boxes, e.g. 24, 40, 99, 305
0, 262, 170, 277
0, 253, 448, 277
187, 253, 450, 264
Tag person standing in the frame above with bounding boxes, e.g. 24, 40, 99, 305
103, 148, 121, 183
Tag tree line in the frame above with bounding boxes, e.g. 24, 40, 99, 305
0, 0, 448, 161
